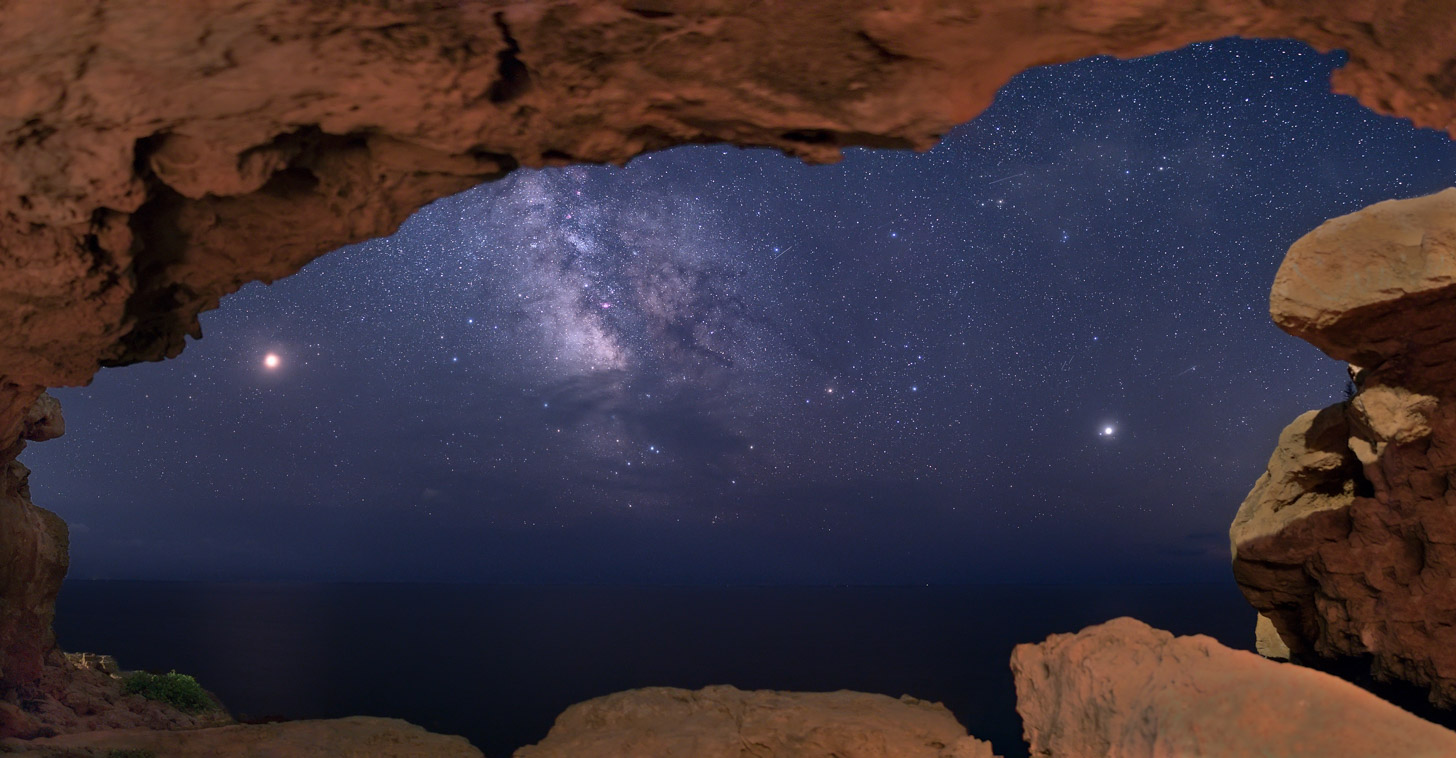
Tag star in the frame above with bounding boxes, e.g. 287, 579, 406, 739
263, 353, 281, 370
1100, 425, 1116, 437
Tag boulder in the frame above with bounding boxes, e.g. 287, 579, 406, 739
1011, 617, 1456, 757
1233, 189, 1456, 705
516, 685, 996, 758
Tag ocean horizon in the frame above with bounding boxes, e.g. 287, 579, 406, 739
56, 580, 1254, 757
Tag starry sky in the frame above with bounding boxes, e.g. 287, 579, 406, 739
22, 39, 1456, 584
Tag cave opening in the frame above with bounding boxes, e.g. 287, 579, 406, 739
15, 37, 1456, 758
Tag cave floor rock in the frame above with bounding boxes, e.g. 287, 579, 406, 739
515, 684, 997, 758
1012, 617, 1456, 758
0, 716, 483, 758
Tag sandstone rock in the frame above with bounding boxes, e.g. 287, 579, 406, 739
18, 396, 62, 445
2, 1, 1456, 446
1011, 617, 1456, 758
1270, 188, 1456, 377
1233, 189, 1456, 705
61, 653, 118, 677
1255, 612, 1291, 660
0, 701, 49, 741
0, 716, 483, 757
515, 685, 996, 758
0, 649, 232, 739
0, 0, 1453, 694
0, 395, 68, 688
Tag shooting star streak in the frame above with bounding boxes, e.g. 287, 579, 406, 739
988, 171, 1028, 185
771, 244, 796, 260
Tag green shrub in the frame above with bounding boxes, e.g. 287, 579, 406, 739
106, 751, 156, 758
121, 670, 214, 713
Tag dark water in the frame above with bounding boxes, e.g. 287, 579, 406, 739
55, 582, 1253, 757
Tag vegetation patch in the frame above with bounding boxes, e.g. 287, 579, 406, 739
105, 751, 157, 758
121, 671, 214, 713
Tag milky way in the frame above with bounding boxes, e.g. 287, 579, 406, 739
22, 39, 1456, 584
444, 167, 787, 507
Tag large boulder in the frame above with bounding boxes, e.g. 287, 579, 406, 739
515, 685, 996, 758
1232, 188, 1456, 705
1011, 617, 1456, 758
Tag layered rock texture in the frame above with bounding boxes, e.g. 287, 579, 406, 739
2, 0, 1456, 451
1, 0, 1456, 711
515, 685, 996, 758
1231, 189, 1456, 705
1, 716, 483, 758
0, 395, 67, 687
1011, 617, 1456, 758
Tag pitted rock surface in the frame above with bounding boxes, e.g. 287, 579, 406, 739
1234, 188, 1456, 705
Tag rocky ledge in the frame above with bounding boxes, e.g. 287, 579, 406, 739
0, 395, 68, 690
515, 684, 996, 758
1012, 617, 1456, 758
1232, 188, 1456, 705
0, 650, 229, 740
0, 716, 482, 758
5, 617, 1455, 757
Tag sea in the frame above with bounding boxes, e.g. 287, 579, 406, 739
55, 582, 1254, 758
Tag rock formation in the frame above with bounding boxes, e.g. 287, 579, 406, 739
1231, 189, 1456, 705
0, 0, 1454, 713
0, 649, 230, 740
515, 684, 996, 758
0, 716, 483, 758
1254, 612, 1291, 660
1011, 617, 1456, 758
0, 395, 68, 686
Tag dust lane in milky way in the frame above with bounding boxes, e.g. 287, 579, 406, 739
23, 39, 1456, 584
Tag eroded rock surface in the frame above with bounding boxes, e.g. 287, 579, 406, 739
0, 395, 68, 687
0, 396, 214, 740
1011, 617, 1456, 758
1, 716, 482, 758
5, 3, 1456, 454
0, 650, 230, 740
2, 0, 1456, 691
516, 684, 995, 758
1232, 188, 1456, 705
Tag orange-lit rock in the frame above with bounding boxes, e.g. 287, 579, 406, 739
1011, 617, 1456, 757
4, 1, 1456, 448
0, 395, 68, 687
1, 0, 1456, 692
1233, 189, 1456, 705
516, 685, 996, 758
1, 716, 482, 757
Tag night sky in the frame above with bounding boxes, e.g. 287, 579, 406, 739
23, 39, 1456, 585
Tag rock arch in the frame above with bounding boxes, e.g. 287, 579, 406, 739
2, 0, 1455, 709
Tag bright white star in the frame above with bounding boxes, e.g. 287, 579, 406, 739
263, 353, 280, 370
